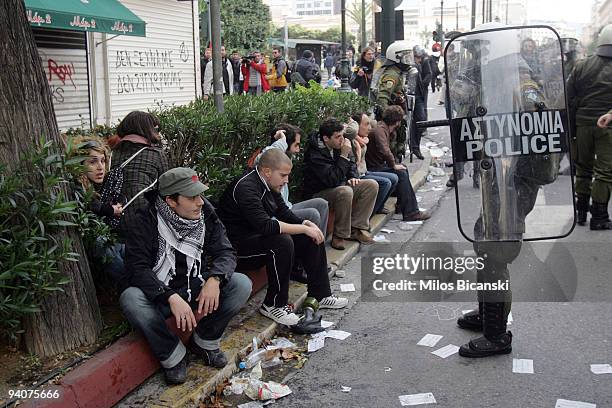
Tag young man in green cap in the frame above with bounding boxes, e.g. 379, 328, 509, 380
120, 167, 252, 385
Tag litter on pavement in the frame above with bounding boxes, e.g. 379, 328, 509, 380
512, 359, 534, 374
307, 337, 325, 352
431, 344, 460, 358
590, 364, 612, 374
398, 392, 437, 406
380, 228, 395, 233
555, 399, 596, 408
321, 320, 335, 328
417, 334, 443, 347
373, 234, 390, 242
340, 283, 356, 292
341, 386, 352, 392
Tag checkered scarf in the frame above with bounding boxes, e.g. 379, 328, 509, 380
153, 196, 205, 301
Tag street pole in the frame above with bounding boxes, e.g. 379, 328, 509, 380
440, 0, 444, 49
381, 0, 395, 56
482, 0, 485, 23
361, 0, 367, 51
456, 2, 458, 30
339, 0, 351, 91
505, 0, 509, 24
284, 19, 289, 60
209, 0, 223, 112
471, 0, 476, 28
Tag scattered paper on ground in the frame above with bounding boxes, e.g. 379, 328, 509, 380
431, 344, 460, 358
238, 402, 264, 408
335, 269, 346, 278
405, 221, 424, 225
590, 364, 612, 374
320, 320, 335, 329
340, 283, 356, 292
385, 367, 392, 372
381, 228, 395, 233
555, 399, 596, 408
432, 187, 444, 191
307, 337, 325, 352
341, 386, 351, 392
419, 208, 427, 212
398, 392, 437, 406
512, 359, 534, 374
325, 330, 352, 340
417, 334, 443, 347
398, 223, 414, 231
461, 309, 474, 315
373, 234, 390, 242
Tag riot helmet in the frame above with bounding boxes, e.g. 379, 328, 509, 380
385, 41, 415, 67
596, 24, 612, 57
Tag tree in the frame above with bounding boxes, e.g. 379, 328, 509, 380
271, 25, 356, 48
346, 0, 372, 45
0, 0, 102, 356
200, 0, 271, 54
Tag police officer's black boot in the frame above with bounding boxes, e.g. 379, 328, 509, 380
411, 146, 424, 161
457, 302, 483, 331
576, 194, 590, 226
589, 202, 612, 230
459, 302, 512, 358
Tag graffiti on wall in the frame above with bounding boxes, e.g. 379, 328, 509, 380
114, 43, 190, 95
44, 58, 78, 104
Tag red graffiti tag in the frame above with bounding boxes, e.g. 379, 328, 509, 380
47, 59, 76, 89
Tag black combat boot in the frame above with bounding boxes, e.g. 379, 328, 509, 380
411, 147, 424, 161
459, 302, 512, 358
457, 302, 483, 331
576, 194, 590, 226
590, 202, 612, 230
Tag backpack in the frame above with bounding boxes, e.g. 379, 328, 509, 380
285, 60, 294, 83
99, 147, 154, 229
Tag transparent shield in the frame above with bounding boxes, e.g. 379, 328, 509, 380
444, 25, 575, 242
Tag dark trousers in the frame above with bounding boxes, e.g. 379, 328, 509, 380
119, 273, 252, 368
410, 96, 427, 150
233, 233, 331, 307
369, 167, 419, 216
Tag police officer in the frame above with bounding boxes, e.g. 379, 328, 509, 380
373, 41, 419, 162
567, 23, 612, 229
410, 46, 432, 160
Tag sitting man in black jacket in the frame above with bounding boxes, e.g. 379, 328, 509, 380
218, 149, 347, 326
120, 168, 252, 385
303, 118, 379, 250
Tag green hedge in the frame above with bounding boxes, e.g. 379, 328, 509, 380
155, 83, 370, 199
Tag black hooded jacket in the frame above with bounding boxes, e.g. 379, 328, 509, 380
123, 189, 236, 304
302, 132, 359, 198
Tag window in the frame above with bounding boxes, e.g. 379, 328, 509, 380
297, 3, 304, 7
322, 9, 331, 14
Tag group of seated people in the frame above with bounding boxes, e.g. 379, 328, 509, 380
73, 106, 429, 384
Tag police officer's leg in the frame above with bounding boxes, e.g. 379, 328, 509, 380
590, 126, 612, 230
574, 126, 595, 225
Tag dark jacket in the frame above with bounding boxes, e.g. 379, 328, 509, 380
110, 138, 169, 238
295, 57, 320, 86
567, 54, 612, 126
302, 132, 359, 198
217, 169, 304, 244
350, 58, 374, 98
416, 57, 432, 97
123, 190, 236, 304
365, 122, 397, 169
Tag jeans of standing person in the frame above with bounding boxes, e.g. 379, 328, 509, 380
410, 96, 427, 150
362, 171, 399, 214
234, 82, 241, 95
291, 197, 329, 237
91, 237, 125, 283
120, 273, 252, 369
368, 167, 419, 217
326, 66, 333, 78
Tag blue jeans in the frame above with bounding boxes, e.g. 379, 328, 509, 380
291, 197, 329, 237
369, 167, 419, 216
362, 171, 398, 214
120, 273, 252, 368
91, 238, 125, 283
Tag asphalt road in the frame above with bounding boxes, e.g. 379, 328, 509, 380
271, 96, 612, 408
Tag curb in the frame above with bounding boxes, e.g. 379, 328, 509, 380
20, 154, 433, 408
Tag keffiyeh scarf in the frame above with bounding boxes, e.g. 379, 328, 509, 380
153, 197, 206, 301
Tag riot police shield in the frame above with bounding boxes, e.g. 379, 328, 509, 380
444, 25, 575, 242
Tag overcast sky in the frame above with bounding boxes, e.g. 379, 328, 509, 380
526, 0, 596, 24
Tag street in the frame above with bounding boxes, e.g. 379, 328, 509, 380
268, 96, 612, 408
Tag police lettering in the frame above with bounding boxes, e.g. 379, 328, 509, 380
456, 110, 566, 161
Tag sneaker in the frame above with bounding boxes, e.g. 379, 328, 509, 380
259, 304, 300, 326
319, 295, 348, 309
164, 354, 187, 385
188, 339, 228, 368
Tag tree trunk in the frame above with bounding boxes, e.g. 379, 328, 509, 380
0, 0, 102, 356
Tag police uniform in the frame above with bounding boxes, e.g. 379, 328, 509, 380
375, 65, 408, 160
567, 26, 612, 229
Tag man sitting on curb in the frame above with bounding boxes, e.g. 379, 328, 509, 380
120, 168, 252, 385
366, 105, 431, 222
218, 149, 348, 326
303, 117, 379, 250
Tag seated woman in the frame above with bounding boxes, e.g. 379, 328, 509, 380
71, 135, 125, 283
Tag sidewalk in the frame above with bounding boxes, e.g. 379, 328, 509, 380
21, 149, 432, 408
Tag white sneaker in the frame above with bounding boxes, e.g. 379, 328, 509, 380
259, 304, 300, 326
319, 295, 348, 309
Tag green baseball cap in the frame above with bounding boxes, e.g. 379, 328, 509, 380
158, 167, 208, 197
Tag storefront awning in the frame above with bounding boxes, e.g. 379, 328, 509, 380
25, 0, 146, 37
